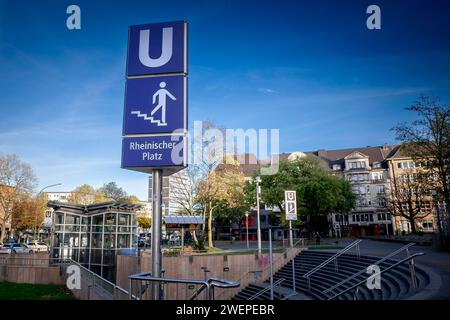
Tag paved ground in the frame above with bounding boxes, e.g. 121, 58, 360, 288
222, 238, 450, 299
315, 238, 450, 299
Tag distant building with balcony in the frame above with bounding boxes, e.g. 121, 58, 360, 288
307, 145, 396, 237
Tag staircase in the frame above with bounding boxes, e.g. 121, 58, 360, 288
233, 250, 430, 300
131, 110, 167, 126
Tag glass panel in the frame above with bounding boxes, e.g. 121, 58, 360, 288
56, 213, 64, 224
118, 214, 130, 226
118, 226, 130, 233
102, 266, 115, 282
92, 225, 103, 233
82, 217, 89, 225
90, 250, 102, 265
80, 233, 89, 248
103, 234, 115, 249
117, 234, 130, 248
105, 226, 116, 233
91, 234, 103, 249
65, 225, 80, 232
79, 249, 89, 264
65, 214, 80, 225
53, 233, 63, 247
103, 250, 116, 266
105, 213, 116, 226
92, 214, 104, 225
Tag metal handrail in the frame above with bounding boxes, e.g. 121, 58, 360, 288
303, 239, 363, 278
67, 259, 130, 297
327, 252, 425, 300
248, 278, 285, 300
323, 242, 416, 295
213, 238, 305, 300
128, 272, 240, 300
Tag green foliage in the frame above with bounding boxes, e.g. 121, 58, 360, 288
136, 215, 151, 229
244, 156, 356, 227
0, 282, 75, 300
192, 234, 207, 251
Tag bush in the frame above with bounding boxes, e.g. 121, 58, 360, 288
192, 235, 207, 251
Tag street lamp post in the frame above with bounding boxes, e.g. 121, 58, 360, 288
34, 183, 62, 240
255, 176, 262, 255
245, 212, 249, 249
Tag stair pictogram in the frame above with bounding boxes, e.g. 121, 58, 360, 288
131, 110, 167, 126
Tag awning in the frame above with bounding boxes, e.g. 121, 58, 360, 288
164, 215, 205, 225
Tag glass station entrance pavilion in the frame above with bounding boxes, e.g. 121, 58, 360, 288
47, 201, 141, 282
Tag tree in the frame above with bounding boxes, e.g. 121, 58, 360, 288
196, 162, 247, 247
393, 96, 450, 235
11, 193, 46, 233
100, 182, 128, 201
68, 184, 107, 205
386, 169, 434, 234
0, 154, 37, 240
244, 156, 356, 231
136, 215, 151, 229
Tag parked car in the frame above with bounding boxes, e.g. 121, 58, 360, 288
26, 242, 49, 253
0, 243, 33, 254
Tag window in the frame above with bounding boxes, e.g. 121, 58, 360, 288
369, 215, 373, 222
377, 185, 385, 193
332, 164, 341, 171
377, 198, 387, 207
356, 215, 360, 222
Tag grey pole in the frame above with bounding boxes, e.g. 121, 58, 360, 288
151, 169, 163, 300
269, 228, 274, 300
290, 222, 296, 294
34, 183, 62, 240
256, 177, 262, 255
289, 221, 293, 247
245, 213, 249, 249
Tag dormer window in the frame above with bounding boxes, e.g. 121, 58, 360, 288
349, 161, 366, 169
332, 164, 341, 171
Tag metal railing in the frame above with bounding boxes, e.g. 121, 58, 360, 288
128, 272, 240, 300
66, 259, 131, 300
214, 237, 305, 300
327, 252, 425, 300
323, 242, 416, 295
303, 239, 362, 291
0, 255, 132, 300
248, 278, 285, 300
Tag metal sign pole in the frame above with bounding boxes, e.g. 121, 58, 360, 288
151, 169, 163, 300
256, 177, 262, 256
289, 221, 296, 293
289, 221, 293, 247
269, 228, 274, 300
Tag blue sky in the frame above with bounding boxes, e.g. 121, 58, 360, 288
0, 0, 449, 200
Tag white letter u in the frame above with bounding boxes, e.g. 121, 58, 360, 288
139, 27, 173, 68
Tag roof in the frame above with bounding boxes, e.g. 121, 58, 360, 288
47, 200, 143, 213
164, 215, 205, 225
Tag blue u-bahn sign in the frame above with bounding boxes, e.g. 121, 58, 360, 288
126, 21, 187, 76
121, 21, 188, 173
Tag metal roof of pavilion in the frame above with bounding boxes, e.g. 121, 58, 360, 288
47, 200, 143, 213
164, 215, 205, 225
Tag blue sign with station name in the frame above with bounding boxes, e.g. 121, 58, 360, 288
121, 135, 186, 169
127, 21, 187, 76
123, 75, 186, 135
122, 21, 188, 172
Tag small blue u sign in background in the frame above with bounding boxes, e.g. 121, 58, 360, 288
126, 21, 187, 76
